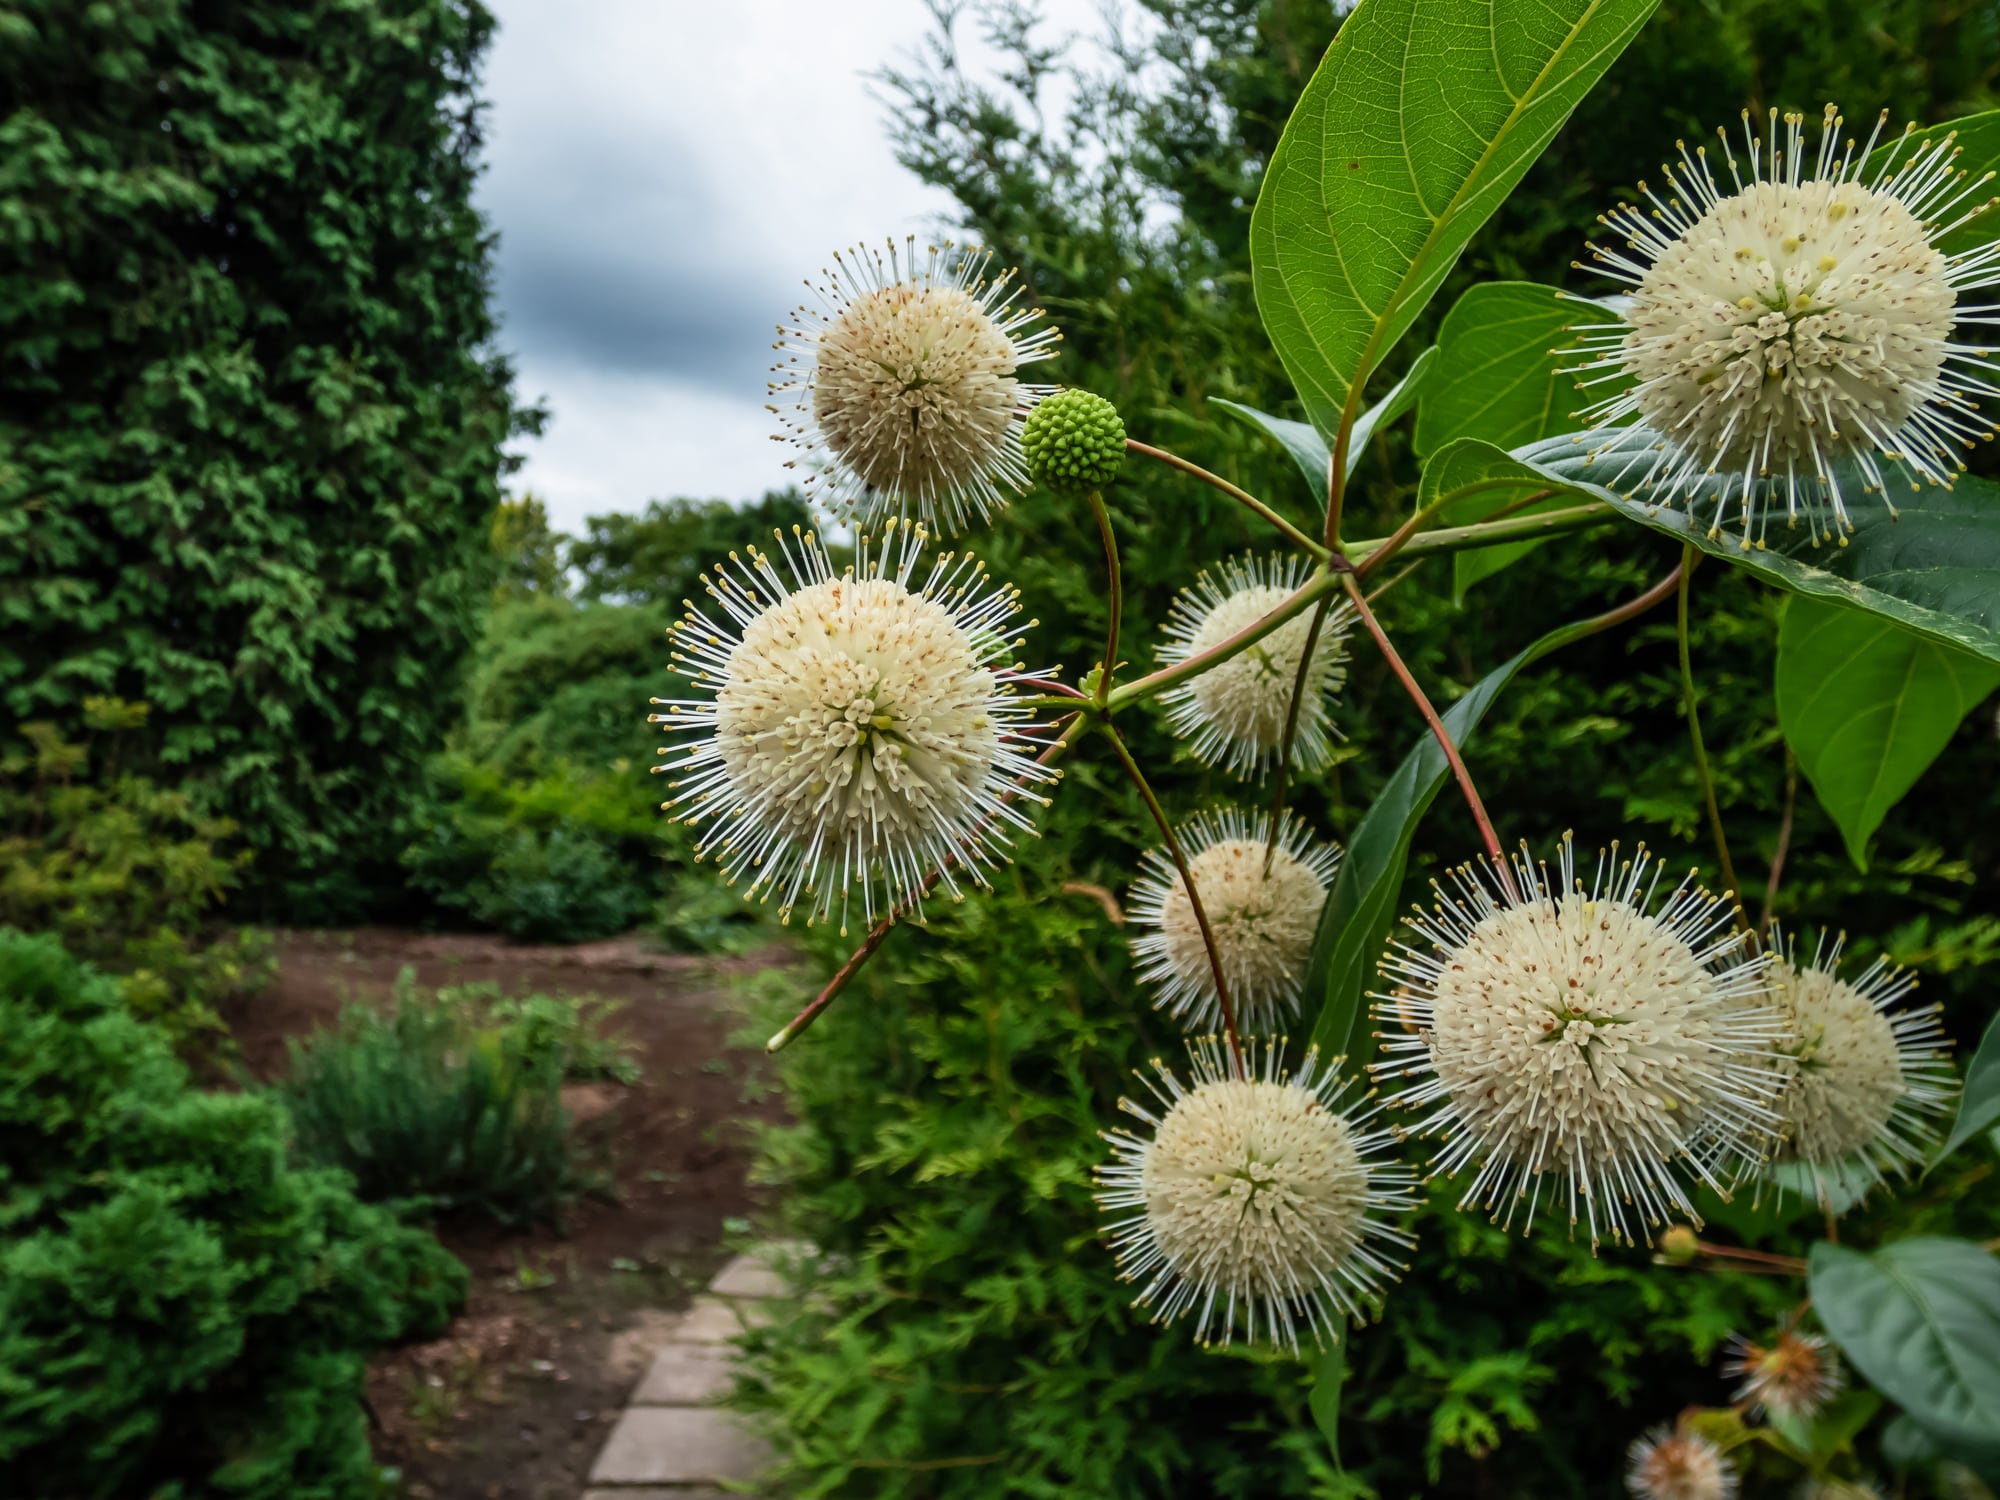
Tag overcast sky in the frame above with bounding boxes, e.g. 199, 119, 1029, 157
477, 1, 1100, 535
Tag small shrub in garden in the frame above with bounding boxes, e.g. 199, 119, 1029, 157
0, 701, 273, 1048
439, 980, 642, 1085
657, 1, 2000, 1492
0, 929, 466, 1500
278, 974, 594, 1228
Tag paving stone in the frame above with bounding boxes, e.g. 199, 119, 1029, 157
670, 1295, 773, 1344
632, 1343, 734, 1405
588, 1407, 771, 1485
709, 1251, 789, 1300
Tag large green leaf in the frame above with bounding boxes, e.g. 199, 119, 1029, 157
1513, 430, 2000, 664
1811, 1238, 2000, 1447
1415, 436, 1602, 601
1216, 346, 1437, 506
1304, 605, 1627, 1066
1936, 1011, 2000, 1171
1777, 596, 2000, 869
1250, 0, 1659, 442
1415, 282, 1623, 458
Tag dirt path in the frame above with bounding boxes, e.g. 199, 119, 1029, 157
223, 928, 794, 1500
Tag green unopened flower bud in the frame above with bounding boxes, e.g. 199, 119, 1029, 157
1656, 1225, 1701, 1265
1022, 388, 1125, 495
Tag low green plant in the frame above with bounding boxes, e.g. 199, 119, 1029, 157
438, 979, 642, 1085
0, 699, 273, 1045
278, 973, 596, 1228
0, 928, 467, 1499
402, 753, 664, 942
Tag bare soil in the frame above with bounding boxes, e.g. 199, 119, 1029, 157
222, 928, 795, 1500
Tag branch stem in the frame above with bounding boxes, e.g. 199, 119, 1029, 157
1125, 438, 1328, 558
1677, 546, 1745, 918
1088, 489, 1121, 705
1339, 566, 1515, 897
1264, 597, 1331, 869
1760, 748, 1798, 943
1103, 721, 1245, 1074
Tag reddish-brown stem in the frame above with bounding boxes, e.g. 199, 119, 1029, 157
1103, 721, 1246, 1076
1017, 676, 1087, 700
1264, 597, 1331, 871
1694, 1239, 1810, 1276
1124, 438, 1326, 557
766, 714, 1085, 1052
1760, 748, 1798, 943
1338, 566, 1516, 898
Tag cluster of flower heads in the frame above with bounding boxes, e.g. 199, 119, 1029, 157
1094, 1036, 1415, 1353
650, 520, 1055, 935
1576, 103, 2000, 547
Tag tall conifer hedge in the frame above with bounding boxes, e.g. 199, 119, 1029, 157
0, 0, 531, 917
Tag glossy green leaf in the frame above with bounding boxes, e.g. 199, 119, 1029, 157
1777, 596, 2000, 869
1251, 0, 1659, 439
1304, 605, 1626, 1067
1768, 1389, 1881, 1470
1309, 1343, 1346, 1468
1415, 437, 1604, 601
1415, 282, 1623, 458
1216, 346, 1437, 506
1936, 1011, 2000, 1171
1514, 430, 2000, 664
1811, 1237, 2000, 1446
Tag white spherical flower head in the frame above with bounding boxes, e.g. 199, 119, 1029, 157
651, 523, 1056, 933
1157, 555, 1353, 780
1575, 105, 2000, 546
1626, 1423, 1738, 1500
1753, 929, 1955, 1204
1128, 809, 1341, 1034
1374, 836, 1787, 1247
1724, 1328, 1841, 1421
1096, 1038, 1415, 1352
771, 237, 1060, 535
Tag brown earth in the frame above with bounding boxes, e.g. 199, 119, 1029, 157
223, 928, 798, 1500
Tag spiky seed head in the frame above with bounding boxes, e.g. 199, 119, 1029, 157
1374, 835, 1788, 1247
1022, 388, 1126, 495
650, 523, 1054, 934
1724, 1328, 1841, 1420
1574, 105, 2000, 548
771, 238, 1060, 534
1095, 1037, 1416, 1353
1627, 1423, 1738, 1500
1127, 808, 1341, 1033
1156, 554, 1353, 780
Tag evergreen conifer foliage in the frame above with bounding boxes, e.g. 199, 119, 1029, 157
0, 0, 533, 916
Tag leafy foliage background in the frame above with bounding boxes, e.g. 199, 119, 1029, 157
0, 0, 536, 920
737, 2, 2000, 1495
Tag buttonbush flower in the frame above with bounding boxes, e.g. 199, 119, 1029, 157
1375, 836, 1786, 1246
1724, 1327, 1841, 1421
1626, 1422, 1739, 1500
1752, 929, 1956, 1204
1575, 104, 2000, 546
652, 522, 1054, 933
1127, 808, 1341, 1034
1155, 554, 1352, 780
771, 237, 1060, 534
1096, 1037, 1415, 1352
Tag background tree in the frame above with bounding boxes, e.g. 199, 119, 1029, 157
0, 0, 536, 920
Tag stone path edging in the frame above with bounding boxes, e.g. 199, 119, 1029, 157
583, 1244, 796, 1496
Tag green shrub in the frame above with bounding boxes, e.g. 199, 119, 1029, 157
438, 981, 641, 1085
402, 753, 663, 942
278, 973, 594, 1228
0, 700, 273, 1046
0, 929, 466, 1500
0, 0, 534, 920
